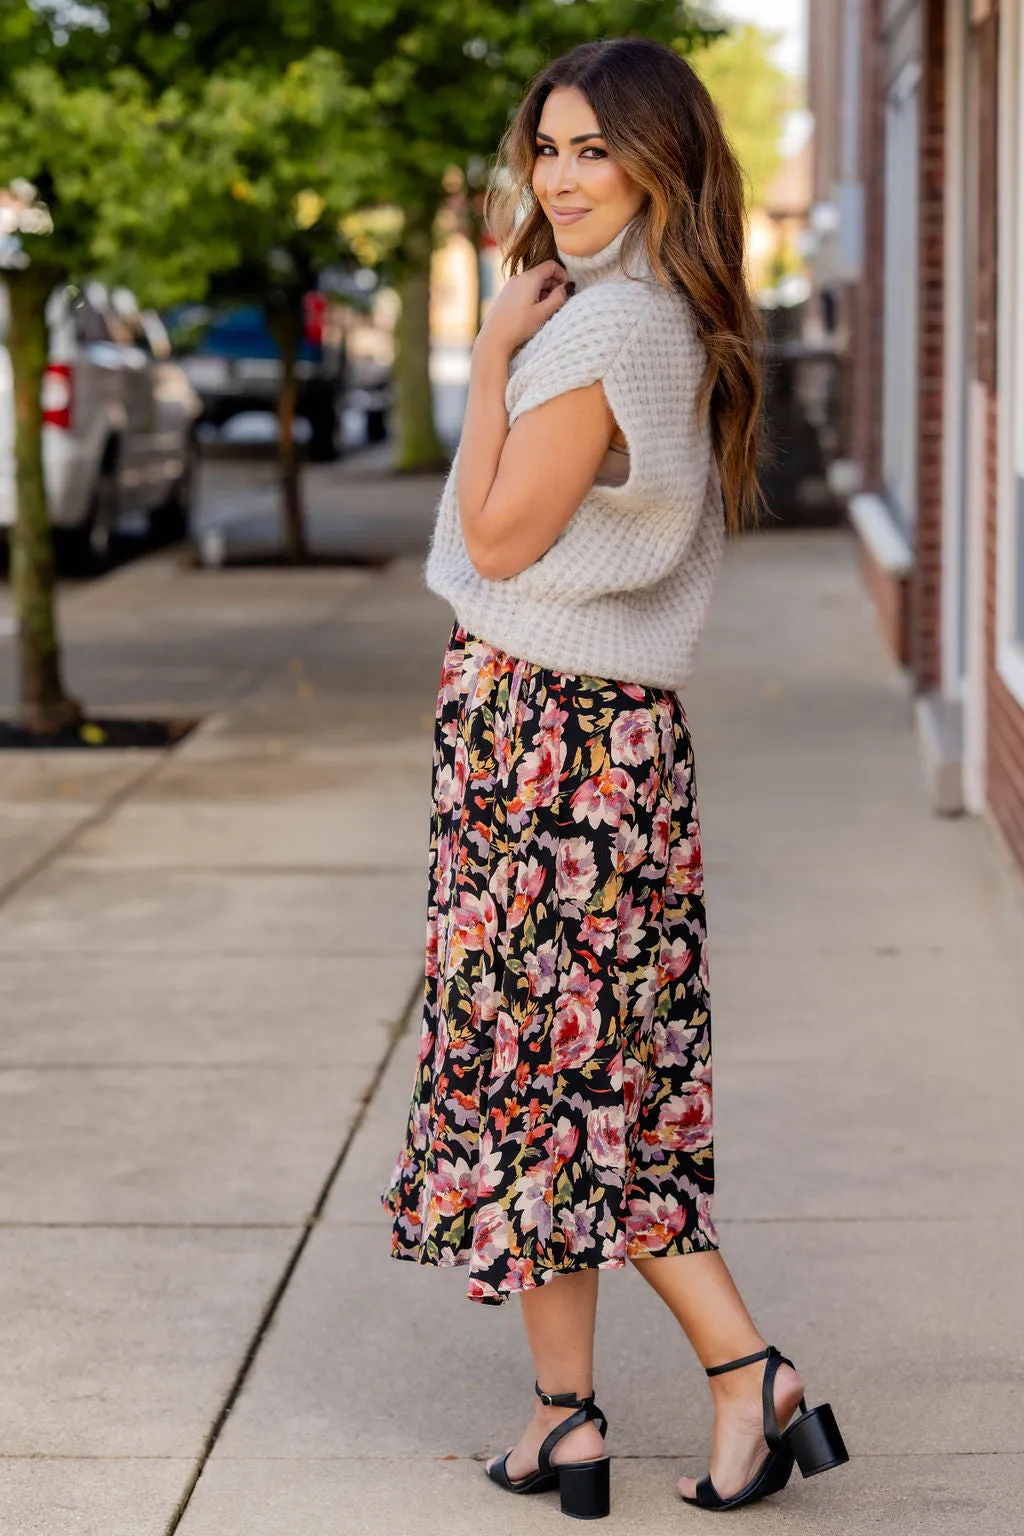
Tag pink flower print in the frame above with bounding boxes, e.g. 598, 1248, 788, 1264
490, 853, 510, 911
424, 913, 439, 979
672, 758, 693, 807
626, 1191, 690, 1253
470, 969, 499, 1026
610, 709, 658, 766
524, 939, 559, 997
621, 682, 648, 701
476, 1133, 504, 1201
514, 1167, 553, 1241
622, 1057, 647, 1126
502, 1254, 536, 1290
648, 799, 671, 868
426, 1156, 477, 1220
580, 912, 616, 953
551, 989, 601, 1073
516, 733, 565, 810
637, 763, 661, 812
556, 836, 599, 904
614, 824, 649, 875
587, 1105, 626, 1167
452, 889, 498, 954
667, 822, 703, 896
508, 857, 547, 928
631, 969, 659, 1032
661, 936, 694, 982
436, 831, 457, 905
557, 1202, 596, 1255
493, 710, 513, 780
411, 1102, 431, 1149
570, 767, 634, 829
491, 1008, 518, 1079
646, 1080, 713, 1154
550, 1115, 580, 1165
616, 894, 647, 963
564, 961, 602, 1007
696, 1190, 718, 1243
538, 696, 569, 737
471, 1202, 509, 1268
655, 1017, 699, 1067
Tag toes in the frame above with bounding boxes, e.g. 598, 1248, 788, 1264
678, 1475, 699, 1500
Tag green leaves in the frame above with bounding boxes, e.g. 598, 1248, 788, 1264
691, 23, 795, 209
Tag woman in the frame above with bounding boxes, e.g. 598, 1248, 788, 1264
384, 37, 847, 1520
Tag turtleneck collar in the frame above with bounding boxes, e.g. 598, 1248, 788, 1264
555, 216, 652, 293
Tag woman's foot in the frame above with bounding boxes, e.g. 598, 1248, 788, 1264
678, 1357, 805, 1502
487, 1399, 606, 1483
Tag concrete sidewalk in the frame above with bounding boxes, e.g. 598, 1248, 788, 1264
0, 496, 1022, 1533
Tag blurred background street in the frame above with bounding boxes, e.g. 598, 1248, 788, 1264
1, 1, 1023, 1533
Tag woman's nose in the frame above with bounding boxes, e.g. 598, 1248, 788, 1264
551, 153, 578, 194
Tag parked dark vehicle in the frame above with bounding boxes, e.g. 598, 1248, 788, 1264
166, 295, 346, 461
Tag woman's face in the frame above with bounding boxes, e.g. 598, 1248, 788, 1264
531, 86, 645, 256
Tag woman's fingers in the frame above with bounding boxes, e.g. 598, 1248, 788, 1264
537, 281, 571, 319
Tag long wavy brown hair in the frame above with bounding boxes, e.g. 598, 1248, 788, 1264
485, 37, 765, 533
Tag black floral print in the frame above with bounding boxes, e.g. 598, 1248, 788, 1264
384, 622, 717, 1304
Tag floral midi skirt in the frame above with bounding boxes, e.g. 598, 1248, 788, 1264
383, 621, 718, 1304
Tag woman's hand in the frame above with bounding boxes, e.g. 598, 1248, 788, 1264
475, 261, 573, 361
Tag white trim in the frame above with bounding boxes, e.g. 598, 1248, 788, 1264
965, 382, 989, 813
996, 0, 1024, 708
998, 638, 1024, 701
941, 0, 968, 699
848, 493, 914, 577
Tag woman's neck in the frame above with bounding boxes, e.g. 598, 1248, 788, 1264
554, 218, 651, 292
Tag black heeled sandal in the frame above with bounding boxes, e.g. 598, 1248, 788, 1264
681, 1344, 849, 1512
486, 1381, 611, 1520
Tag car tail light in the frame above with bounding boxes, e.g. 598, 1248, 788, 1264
42, 364, 73, 430
303, 292, 325, 346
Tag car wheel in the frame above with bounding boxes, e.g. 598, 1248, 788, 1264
58, 460, 118, 576
307, 402, 341, 462
150, 439, 196, 543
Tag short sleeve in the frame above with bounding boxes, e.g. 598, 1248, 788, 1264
504, 283, 648, 427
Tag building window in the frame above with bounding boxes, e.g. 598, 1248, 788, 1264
882, 61, 922, 535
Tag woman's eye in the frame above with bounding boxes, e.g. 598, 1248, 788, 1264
581, 147, 608, 160
534, 144, 557, 157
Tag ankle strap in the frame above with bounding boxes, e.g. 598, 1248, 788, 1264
535, 1381, 594, 1409
705, 1346, 772, 1379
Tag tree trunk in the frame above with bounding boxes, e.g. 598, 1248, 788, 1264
267, 295, 308, 563
7, 264, 82, 733
393, 202, 447, 473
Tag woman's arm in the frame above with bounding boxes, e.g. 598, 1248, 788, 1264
457, 264, 617, 583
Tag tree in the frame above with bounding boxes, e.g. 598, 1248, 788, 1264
690, 22, 796, 209
0, 59, 232, 729
182, 57, 379, 560
36, 3, 718, 473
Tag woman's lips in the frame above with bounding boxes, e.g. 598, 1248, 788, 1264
549, 206, 590, 225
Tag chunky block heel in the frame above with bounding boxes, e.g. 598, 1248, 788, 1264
680, 1345, 848, 1512
784, 1401, 849, 1478
559, 1456, 611, 1520
486, 1382, 610, 1520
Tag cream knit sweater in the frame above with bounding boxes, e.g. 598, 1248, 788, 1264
424, 220, 724, 690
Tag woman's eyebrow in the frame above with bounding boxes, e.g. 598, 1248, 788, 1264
535, 130, 606, 144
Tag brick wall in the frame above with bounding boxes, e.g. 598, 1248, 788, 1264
984, 394, 1024, 867
911, 0, 947, 692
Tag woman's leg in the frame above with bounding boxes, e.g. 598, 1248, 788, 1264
631, 1251, 804, 1499
490, 1270, 607, 1480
